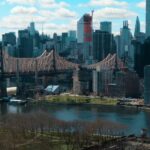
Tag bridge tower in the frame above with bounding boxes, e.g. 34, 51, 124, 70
0, 43, 7, 97
52, 47, 56, 71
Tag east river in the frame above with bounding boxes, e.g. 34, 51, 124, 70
0, 102, 150, 136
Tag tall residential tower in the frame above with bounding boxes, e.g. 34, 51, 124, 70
77, 14, 93, 64
134, 16, 140, 38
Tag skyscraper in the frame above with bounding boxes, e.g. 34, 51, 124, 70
120, 21, 134, 69
29, 22, 35, 36
77, 14, 92, 63
134, 16, 140, 38
144, 65, 150, 104
93, 30, 116, 62
146, 0, 150, 37
18, 29, 34, 57
61, 32, 69, 52
69, 30, 76, 41
2, 32, 16, 47
77, 14, 92, 43
100, 21, 112, 33
2, 32, 16, 56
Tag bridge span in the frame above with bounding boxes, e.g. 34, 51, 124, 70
0, 49, 125, 97
3, 49, 125, 75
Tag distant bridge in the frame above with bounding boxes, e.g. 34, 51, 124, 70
3, 50, 78, 77
3, 50, 125, 76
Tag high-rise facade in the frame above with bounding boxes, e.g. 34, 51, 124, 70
100, 21, 112, 33
29, 22, 35, 36
120, 21, 134, 69
134, 16, 140, 38
114, 35, 121, 57
69, 30, 76, 41
61, 32, 69, 52
2, 32, 16, 56
134, 16, 145, 43
77, 14, 93, 64
144, 65, 150, 104
2, 32, 16, 47
93, 30, 116, 62
18, 29, 34, 57
146, 0, 150, 37
77, 14, 92, 43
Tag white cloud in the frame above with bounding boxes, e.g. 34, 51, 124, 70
79, 0, 128, 7
38, 8, 77, 21
137, 0, 145, 9
1, 0, 140, 37
56, 8, 76, 18
94, 7, 137, 20
0, 2, 76, 35
41, 22, 76, 35
11, 6, 37, 14
40, 0, 70, 8
0, 15, 46, 30
6, 0, 35, 5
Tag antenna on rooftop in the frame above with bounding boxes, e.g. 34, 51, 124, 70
42, 23, 44, 35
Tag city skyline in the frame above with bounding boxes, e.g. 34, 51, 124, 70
0, 0, 146, 38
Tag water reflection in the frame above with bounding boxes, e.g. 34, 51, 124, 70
0, 103, 150, 135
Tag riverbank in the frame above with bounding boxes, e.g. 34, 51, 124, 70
32, 95, 150, 112
36, 95, 118, 106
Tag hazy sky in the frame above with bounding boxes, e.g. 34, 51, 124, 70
0, 0, 146, 37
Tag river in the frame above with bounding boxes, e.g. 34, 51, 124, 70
0, 102, 150, 136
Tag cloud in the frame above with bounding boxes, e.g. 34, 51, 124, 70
0, 14, 46, 30
38, 8, 77, 21
11, 6, 37, 14
0, 3, 76, 35
1, 0, 141, 37
94, 7, 137, 20
6, 0, 35, 5
137, 0, 145, 9
79, 0, 128, 7
40, 0, 70, 8
39, 22, 77, 35
56, 8, 77, 18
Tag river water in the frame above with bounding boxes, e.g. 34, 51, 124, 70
0, 103, 150, 136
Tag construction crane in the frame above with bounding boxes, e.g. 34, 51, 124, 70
91, 10, 94, 29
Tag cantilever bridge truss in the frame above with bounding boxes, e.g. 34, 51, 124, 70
3, 50, 125, 75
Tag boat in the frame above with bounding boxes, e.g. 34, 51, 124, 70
2, 96, 12, 102
9, 98, 27, 105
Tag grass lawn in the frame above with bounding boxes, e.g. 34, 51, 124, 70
42, 95, 118, 106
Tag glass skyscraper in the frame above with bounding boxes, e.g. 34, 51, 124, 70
146, 0, 150, 37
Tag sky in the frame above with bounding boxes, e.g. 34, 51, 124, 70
0, 0, 146, 38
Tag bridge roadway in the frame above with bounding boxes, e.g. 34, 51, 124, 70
0, 49, 125, 97
2, 69, 74, 78
3, 49, 125, 76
